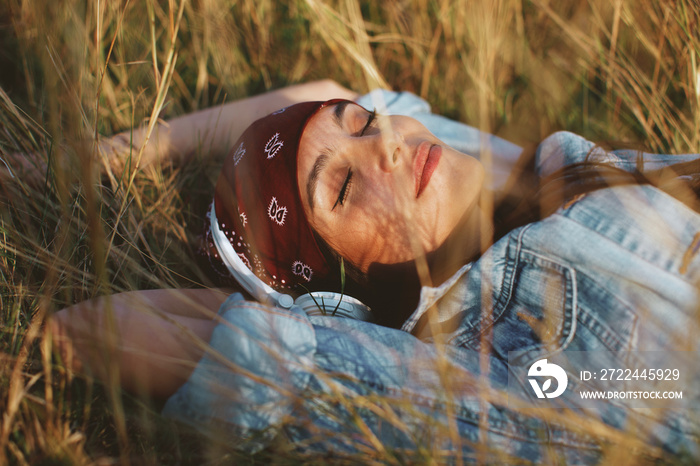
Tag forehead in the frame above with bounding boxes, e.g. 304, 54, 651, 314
299, 101, 367, 153
297, 105, 335, 208
303, 104, 340, 140
305, 101, 354, 138
298, 103, 346, 166
299, 105, 332, 163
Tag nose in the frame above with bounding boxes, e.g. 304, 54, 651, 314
375, 127, 403, 173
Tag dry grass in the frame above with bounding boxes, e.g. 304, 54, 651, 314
1, 0, 699, 463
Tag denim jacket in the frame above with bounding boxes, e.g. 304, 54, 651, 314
163, 91, 700, 463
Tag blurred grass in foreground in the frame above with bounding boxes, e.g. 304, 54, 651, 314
1, 0, 699, 463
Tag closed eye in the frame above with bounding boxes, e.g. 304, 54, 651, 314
359, 109, 377, 136
332, 168, 353, 210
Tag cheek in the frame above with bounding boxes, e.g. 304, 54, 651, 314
310, 176, 423, 268
317, 208, 417, 270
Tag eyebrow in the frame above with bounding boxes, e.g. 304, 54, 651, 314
306, 102, 350, 210
333, 100, 350, 129
306, 152, 329, 210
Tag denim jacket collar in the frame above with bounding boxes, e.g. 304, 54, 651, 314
401, 263, 472, 334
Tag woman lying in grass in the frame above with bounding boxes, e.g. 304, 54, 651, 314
50, 80, 700, 462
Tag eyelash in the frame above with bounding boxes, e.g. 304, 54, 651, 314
332, 168, 353, 211
360, 109, 377, 136
332, 110, 374, 211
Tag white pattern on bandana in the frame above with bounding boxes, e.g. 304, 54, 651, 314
267, 196, 287, 226
232, 142, 246, 165
292, 260, 313, 282
253, 254, 264, 274
264, 133, 284, 159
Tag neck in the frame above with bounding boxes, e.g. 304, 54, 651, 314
428, 192, 494, 285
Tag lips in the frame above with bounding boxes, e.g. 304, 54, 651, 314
414, 142, 442, 198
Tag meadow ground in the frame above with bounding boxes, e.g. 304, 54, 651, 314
1, 0, 699, 463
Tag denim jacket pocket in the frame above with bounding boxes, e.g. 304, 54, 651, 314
454, 228, 579, 365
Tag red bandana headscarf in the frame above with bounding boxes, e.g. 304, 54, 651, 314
213, 99, 348, 294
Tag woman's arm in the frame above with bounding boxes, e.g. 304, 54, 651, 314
1, 80, 358, 188
101, 80, 359, 172
51, 288, 229, 399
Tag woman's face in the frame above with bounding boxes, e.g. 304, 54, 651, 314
297, 102, 484, 272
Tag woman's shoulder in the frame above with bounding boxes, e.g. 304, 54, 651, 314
535, 131, 620, 178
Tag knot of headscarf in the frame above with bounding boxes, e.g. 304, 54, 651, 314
213, 99, 348, 294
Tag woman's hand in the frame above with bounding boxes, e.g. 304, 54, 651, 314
51, 288, 229, 399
